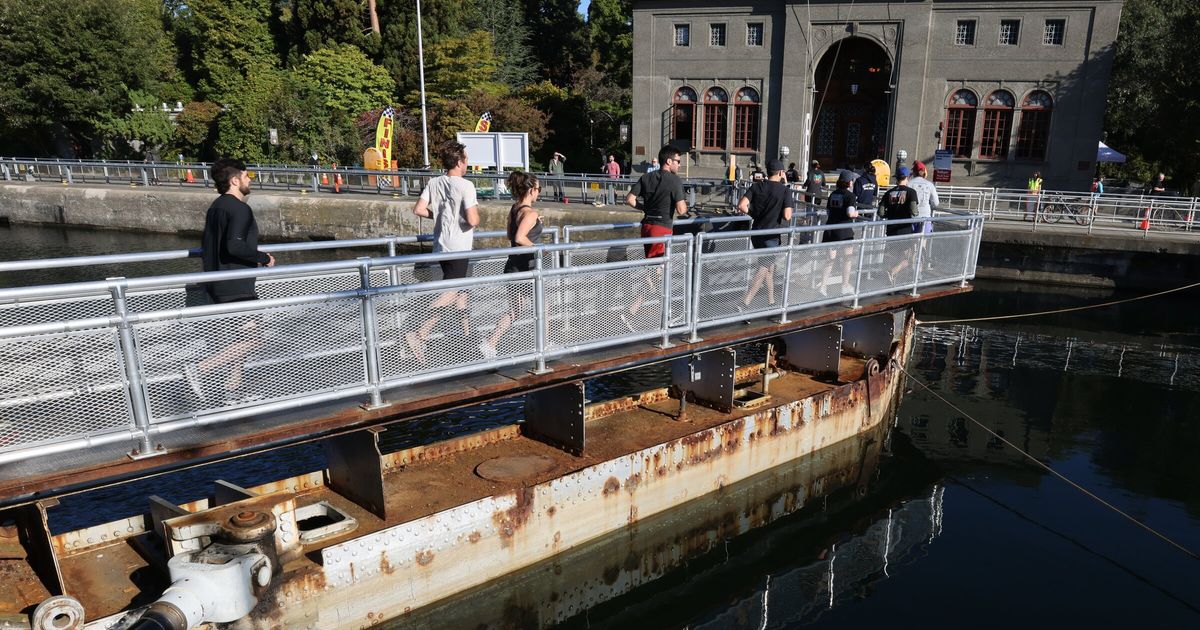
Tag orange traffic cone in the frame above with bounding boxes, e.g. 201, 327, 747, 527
321, 171, 330, 186
1139, 208, 1150, 231
333, 164, 342, 193
185, 169, 195, 184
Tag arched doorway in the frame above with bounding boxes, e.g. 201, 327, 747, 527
810, 37, 892, 170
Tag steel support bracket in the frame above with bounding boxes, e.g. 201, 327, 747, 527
780, 324, 843, 381
841, 312, 902, 362
5, 499, 65, 597
523, 382, 585, 455
324, 426, 388, 519
671, 347, 736, 413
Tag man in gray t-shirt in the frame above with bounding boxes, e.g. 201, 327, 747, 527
407, 141, 481, 363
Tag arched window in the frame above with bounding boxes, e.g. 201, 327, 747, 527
733, 88, 760, 151
979, 90, 1015, 160
671, 87, 697, 148
702, 87, 728, 150
1016, 90, 1053, 160
944, 89, 978, 158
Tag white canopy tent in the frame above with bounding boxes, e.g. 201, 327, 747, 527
1097, 141, 1127, 163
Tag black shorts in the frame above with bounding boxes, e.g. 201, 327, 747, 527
439, 259, 469, 280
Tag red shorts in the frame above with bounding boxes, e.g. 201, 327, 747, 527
640, 223, 672, 258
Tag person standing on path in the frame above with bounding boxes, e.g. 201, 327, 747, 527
1023, 170, 1043, 220
853, 163, 878, 212
479, 171, 544, 359
187, 158, 275, 402
605, 155, 621, 178
548, 151, 565, 201
737, 159, 794, 309
405, 141, 481, 364
646, 158, 660, 173
622, 145, 689, 329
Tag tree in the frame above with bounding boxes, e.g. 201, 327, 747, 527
281, 0, 377, 64
520, 0, 590, 86
1103, 0, 1200, 189
92, 91, 178, 158
587, 0, 632, 89
376, 0, 473, 96
297, 45, 397, 116
0, 0, 182, 156
214, 67, 285, 161
174, 101, 223, 159
418, 32, 505, 103
186, 0, 279, 102
468, 0, 540, 89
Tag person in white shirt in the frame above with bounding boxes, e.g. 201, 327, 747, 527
405, 141, 480, 364
909, 160, 940, 234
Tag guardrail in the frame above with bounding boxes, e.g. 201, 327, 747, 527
0, 213, 982, 465
0, 156, 726, 206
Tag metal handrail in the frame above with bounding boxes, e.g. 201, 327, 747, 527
0, 215, 982, 464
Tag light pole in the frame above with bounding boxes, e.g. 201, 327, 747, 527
416, 0, 430, 168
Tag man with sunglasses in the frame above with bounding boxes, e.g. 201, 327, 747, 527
621, 145, 688, 329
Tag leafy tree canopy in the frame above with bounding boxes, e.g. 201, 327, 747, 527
298, 45, 397, 116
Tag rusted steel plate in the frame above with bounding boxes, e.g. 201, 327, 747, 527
475, 455, 559, 483
0, 290, 956, 504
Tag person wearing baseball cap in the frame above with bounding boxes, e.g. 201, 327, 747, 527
909, 159, 940, 233
879, 166, 921, 283
737, 158, 794, 310
816, 169, 861, 297
804, 159, 825, 208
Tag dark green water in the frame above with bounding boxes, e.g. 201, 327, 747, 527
2, 224, 1198, 627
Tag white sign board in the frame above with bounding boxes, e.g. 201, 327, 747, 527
456, 132, 529, 170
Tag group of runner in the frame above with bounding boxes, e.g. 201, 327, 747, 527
194, 142, 946, 388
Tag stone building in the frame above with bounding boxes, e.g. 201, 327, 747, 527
631, 0, 1124, 189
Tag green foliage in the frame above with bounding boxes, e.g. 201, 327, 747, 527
587, 0, 632, 89
297, 45, 397, 116
174, 101, 223, 158
214, 67, 285, 161
419, 32, 506, 103
1104, 0, 1200, 189
468, 0, 540, 89
0, 0, 181, 155
521, 0, 590, 86
187, 0, 279, 101
92, 91, 177, 158
283, 0, 373, 63
376, 0, 473, 96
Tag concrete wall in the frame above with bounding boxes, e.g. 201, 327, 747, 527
0, 183, 641, 242
633, 0, 1124, 189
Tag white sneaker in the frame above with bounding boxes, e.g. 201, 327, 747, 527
620, 313, 637, 333
478, 341, 498, 359
184, 364, 205, 401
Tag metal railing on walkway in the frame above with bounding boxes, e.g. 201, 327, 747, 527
0, 213, 982, 466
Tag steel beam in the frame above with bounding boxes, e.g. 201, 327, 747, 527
780, 325, 843, 380
671, 347, 736, 413
323, 427, 388, 519
523, 382, 585, 455
841, 312, 903, 361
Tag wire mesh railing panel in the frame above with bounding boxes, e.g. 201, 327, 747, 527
0, 328, 131, 452
0, 294, 115, 329
547, 266, 660, 346
374, 277, 537, 380
136, 300, 367, 421
696, 250, 785, 322
566, 243, 647, 267
256, 271, 362, 300
859, 237, 920, 294
920, 233, 972, 285
668, 244, 689, 327
785, 240, 863, 307
128, 288, 188, 313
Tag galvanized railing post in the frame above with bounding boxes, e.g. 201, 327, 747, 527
658, 241, 674, 348
532, 252, 550, 374
385, 238, 400, 287
911, 233, 925, 297
851, 227, 869, 309
1032, 194, 1043, 232
960, 219, 976, 287
688, 233, 705, 343
357, 259, 386, 408
108, 278, 155, 457
777, 229, 795, 324
684, 236, 696, 329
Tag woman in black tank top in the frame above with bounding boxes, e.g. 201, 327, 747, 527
481, 171, 543, 358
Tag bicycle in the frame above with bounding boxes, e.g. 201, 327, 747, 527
1039, 193, 1092, 226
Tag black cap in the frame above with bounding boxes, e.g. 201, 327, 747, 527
766, 159, 786, 173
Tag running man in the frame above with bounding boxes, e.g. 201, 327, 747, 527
737, 159, 793, 310
623, 145, 689, 329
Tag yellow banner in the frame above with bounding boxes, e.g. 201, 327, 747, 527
374, 107, 394, 167
474, 111, 492, 133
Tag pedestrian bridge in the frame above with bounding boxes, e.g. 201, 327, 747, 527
0, 213, 981, 503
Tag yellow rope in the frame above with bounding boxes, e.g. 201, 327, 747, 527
917, 280, 1200, 326
896, 362, 1200, 561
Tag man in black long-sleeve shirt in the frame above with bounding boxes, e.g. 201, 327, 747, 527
201, 158, 274, 301
186, 158, 275, 401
